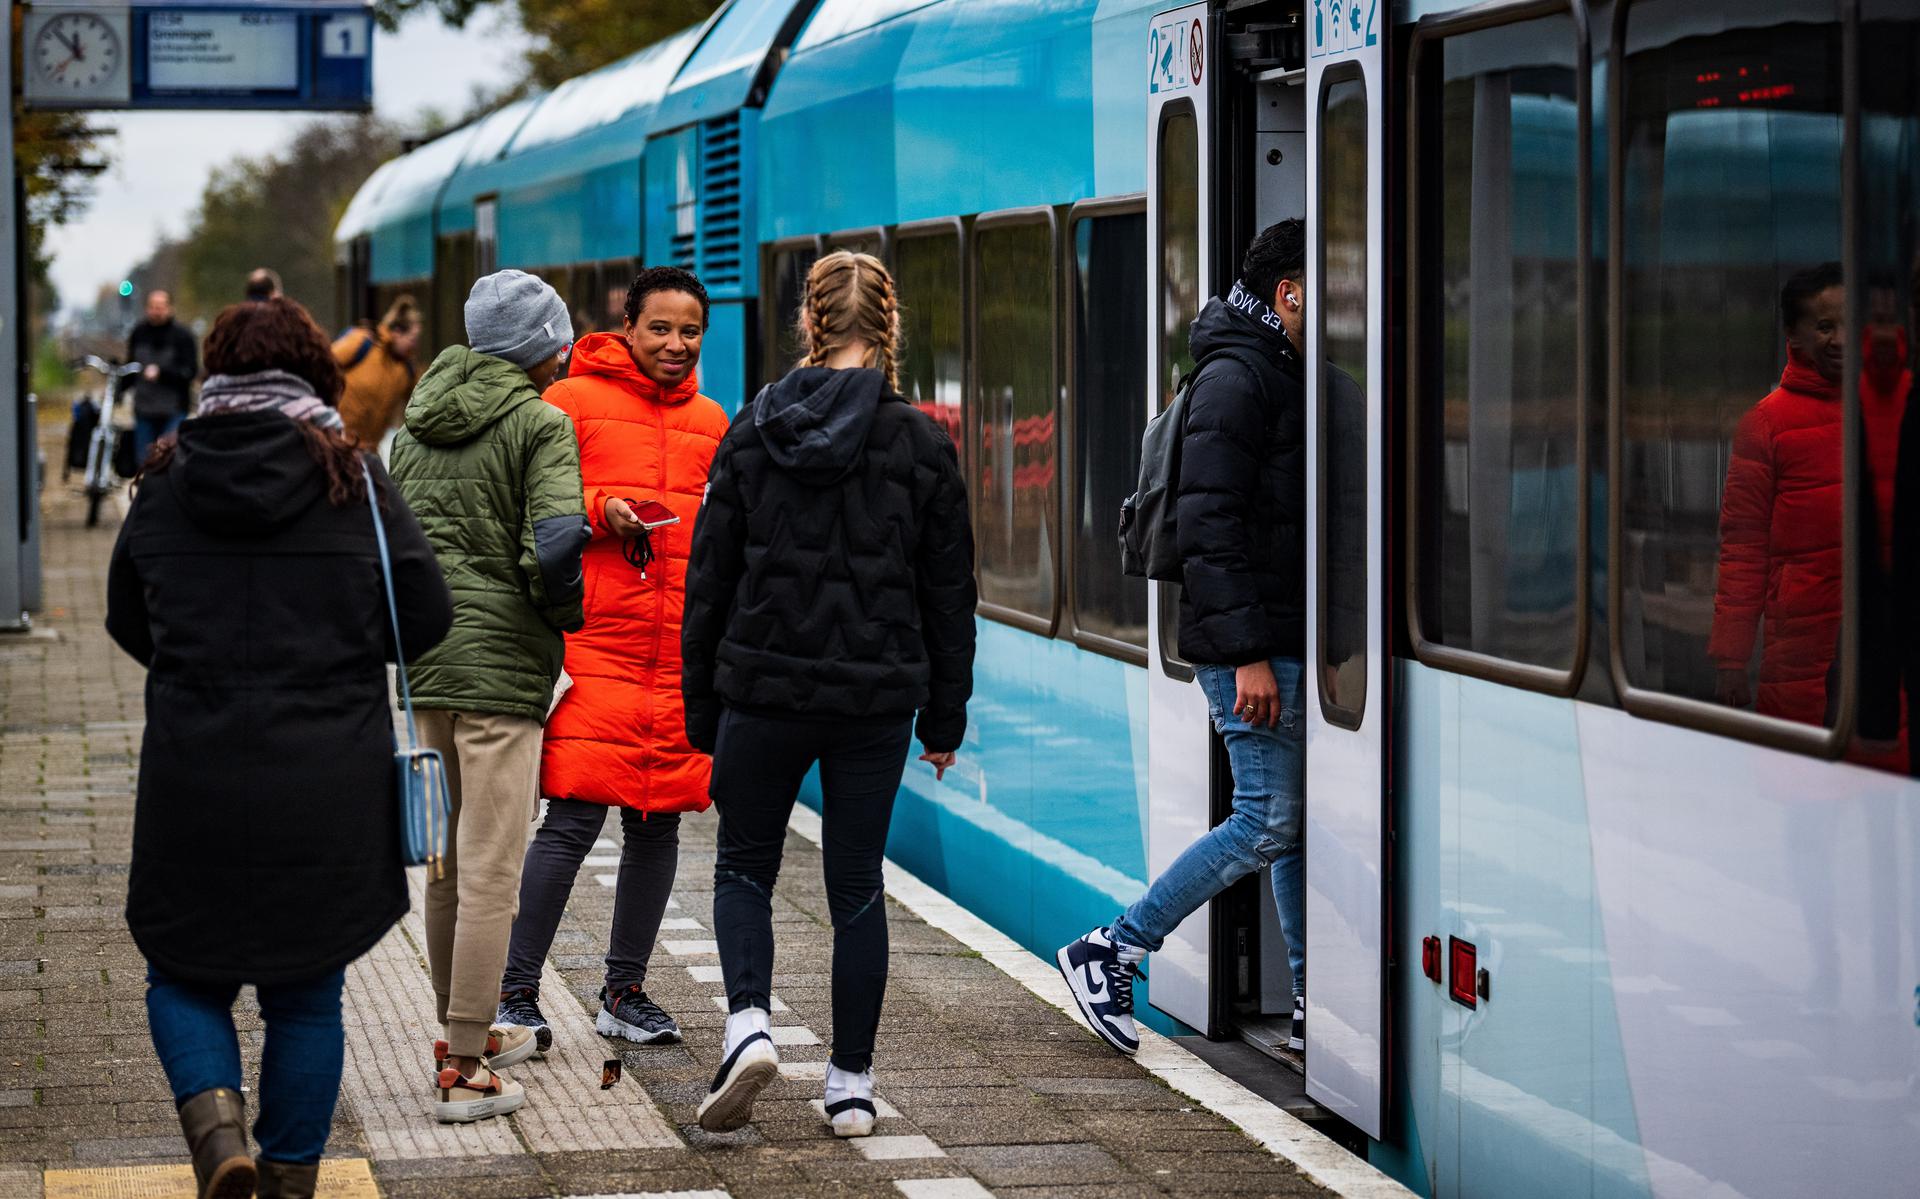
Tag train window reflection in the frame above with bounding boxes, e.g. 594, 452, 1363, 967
764, 240, 818, 384
1158, 103, 1200, 676
1618, 0, 1845, 732
1072, 208, 1149, 656
1320, 74, 1368, 728
1414, 15, 1581, 672
972, 216, 1058, 626
895, 230, 966, 476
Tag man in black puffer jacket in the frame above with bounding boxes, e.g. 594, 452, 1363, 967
1059, 220, 1322, 1059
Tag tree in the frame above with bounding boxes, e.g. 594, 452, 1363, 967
17, 110, 113, 310
375, 0, 721, 88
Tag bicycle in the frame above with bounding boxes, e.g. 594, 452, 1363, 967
76, 356, 143, 529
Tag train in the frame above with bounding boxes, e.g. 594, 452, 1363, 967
335, 1, 1920, 1195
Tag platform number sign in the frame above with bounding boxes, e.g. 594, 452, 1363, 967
1310, 0, 1379, 59
1148, 15, 1204, 94
321, 14, 370, 58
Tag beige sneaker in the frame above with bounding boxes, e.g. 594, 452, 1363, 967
433, 1064, 526, 1123
433, 1025, 539, 1071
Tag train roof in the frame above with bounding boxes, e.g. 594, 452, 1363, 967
758, 0, 1164, 239
651, 0, 817, 134
434, 94, 547, 232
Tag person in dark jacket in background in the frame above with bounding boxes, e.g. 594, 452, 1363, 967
106, 297, 453, 1199
1059, 219, 1314, 1058
126, 289, 200, 464
683, 250, 975, 1140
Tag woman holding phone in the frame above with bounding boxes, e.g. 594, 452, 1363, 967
495, 267, 730, 1050
682, 251, 976, 1138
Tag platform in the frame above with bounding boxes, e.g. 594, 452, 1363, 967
0, 424, 1410, 1198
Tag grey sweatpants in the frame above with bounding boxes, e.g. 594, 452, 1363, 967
500, 797, 680, 997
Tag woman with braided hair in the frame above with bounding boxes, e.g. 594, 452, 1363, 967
683, 251, 977, 1137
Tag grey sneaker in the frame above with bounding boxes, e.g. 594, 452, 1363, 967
596, 984, 681, 1044
497, 988, 552, 1054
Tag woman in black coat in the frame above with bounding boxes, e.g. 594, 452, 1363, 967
682, 250, 976, 1140
105, 298, 451, 1199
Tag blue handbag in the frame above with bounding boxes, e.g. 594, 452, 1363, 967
363, 462, 450, 878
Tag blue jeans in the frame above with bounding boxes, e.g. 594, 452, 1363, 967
132, 413, 183, 467
1112, 656, 1307, 999
145, 964, 347, 1165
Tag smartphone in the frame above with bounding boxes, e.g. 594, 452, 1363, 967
628, 498, 680, 529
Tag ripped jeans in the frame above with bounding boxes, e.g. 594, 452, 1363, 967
710, 707, 912, 1073
1112, 656, 1306, 999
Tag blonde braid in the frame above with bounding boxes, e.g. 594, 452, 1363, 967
796, 250, 899, 390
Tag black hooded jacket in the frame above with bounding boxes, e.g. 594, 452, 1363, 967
106, 411, 452, 985
1176, 288, 1308, 666
682, 367, 976, 753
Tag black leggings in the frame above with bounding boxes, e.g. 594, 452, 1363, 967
710, 707, 912, 1073
501, 798, 680, 996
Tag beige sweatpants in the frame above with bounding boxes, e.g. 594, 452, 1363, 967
416, 709, 542, 1059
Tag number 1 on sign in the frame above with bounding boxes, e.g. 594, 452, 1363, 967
321, 16, 367, 59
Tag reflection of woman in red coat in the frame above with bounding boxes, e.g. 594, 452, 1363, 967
1711, 266, 1849, 725
496, 268, 730, 1050
1710, 265, 1909, 757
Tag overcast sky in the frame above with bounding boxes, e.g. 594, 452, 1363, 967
42, 8, 533, 314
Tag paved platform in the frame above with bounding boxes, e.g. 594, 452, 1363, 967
0, 425, 1397, 1198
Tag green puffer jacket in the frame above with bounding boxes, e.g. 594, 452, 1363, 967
390, 347, 590, 722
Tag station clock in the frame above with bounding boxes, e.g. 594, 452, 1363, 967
23, 7, 132, 105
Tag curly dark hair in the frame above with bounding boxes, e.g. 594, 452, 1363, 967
202, 296, 344, 403
1242, 219, 1306, 304
623, 266, 710, 329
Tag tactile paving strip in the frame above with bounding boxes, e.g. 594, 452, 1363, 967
42, 1158, 379, 1198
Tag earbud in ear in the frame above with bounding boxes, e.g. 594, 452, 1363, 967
1286, 294, 1300, 309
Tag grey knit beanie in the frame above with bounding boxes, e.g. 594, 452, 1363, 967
464, 270, 572, 370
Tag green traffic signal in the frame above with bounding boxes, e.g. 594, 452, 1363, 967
118, 280, 134, 297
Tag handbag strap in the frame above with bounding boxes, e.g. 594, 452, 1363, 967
362, 460, 420, 751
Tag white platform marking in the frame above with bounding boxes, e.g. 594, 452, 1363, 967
596, 873, 618, 888
661, 917, 705, 931
770, 1025, 819, 1046
895, 1181, 995, 1199
664, 940, 719, 956
853, 1134, 946, 1161
685, 965, 724, 983
778, 1061, 828, 1080
585, 855, 622, 868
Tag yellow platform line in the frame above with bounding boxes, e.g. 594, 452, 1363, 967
42, 1158, 378, 1198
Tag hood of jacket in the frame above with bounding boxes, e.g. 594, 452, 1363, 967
563, 331, 701, 406
1190, 281, 1303, 381
754, 366, 888, 484
405, 345, 541, 447
167, 410, 325, 535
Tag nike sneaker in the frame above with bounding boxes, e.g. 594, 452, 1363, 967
596, 984, 681, 1044
1289, 994, 1305, 1052
1056, 926, 1143, 1055
497, 987, 552, 1054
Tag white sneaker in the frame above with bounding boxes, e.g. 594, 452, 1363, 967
697, 1008, 778, 1132
824, 1064, 876, 1138
1055, 926, 1143, 1055
433, 1063, 525, 1124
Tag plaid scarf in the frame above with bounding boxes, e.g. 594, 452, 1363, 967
195, 370, 345, 434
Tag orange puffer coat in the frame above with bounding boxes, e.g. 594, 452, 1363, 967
540, 333, 730, 814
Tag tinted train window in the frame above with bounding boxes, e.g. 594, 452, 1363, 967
475, 198, 498, 276
1414, 15, 1581, 673
1158, 104, 1201, 675
432, 232, 474, 350
764, 241, 818, 384
1072, 209, 1149, 655
1619, 1, 1844, 729
973, 217, 1058, 625
1320, 75, 1370, 727
828, 230, 885, 259
896, 230, 965, 474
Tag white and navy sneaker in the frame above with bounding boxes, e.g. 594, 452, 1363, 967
1289, 995, 1305, 1052
1056, 926, 1143, 1055
698, 1008, 779, 1132
823, 1064, 876, 1138
596, 984, 681, 1044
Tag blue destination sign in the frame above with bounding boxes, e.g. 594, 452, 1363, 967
21, 2, 373, 111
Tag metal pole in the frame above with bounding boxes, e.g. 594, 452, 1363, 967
0, 5, 24, 632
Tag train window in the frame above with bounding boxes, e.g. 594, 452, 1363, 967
763, 238, 819, 384
599, 259, 637, 332
1158, 102, 1200, 677
827, 228, 887, 261
1319, 73, 1369, 728
895, 226, 966, 475
1071, 205, 1149, 659
1410, 14, 1583, 678
1856, 2, 1920, 767
475, 197, 498, 276
972, 212, 1059, 629
1615, 0, 1847, 740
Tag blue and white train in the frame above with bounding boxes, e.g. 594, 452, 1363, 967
336, 2, 1920, 1195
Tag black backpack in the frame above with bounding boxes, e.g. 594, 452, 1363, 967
1118, 348, 1269, 581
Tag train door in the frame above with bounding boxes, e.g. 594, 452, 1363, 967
1303, 0, 1387, 1139
1144, 0, 1218, 1034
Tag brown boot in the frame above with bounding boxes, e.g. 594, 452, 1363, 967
256, 1158, 321, 1199
176, 1087, 256, 1199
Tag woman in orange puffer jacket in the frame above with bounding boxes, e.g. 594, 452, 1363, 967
496, 268, 730, 1049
